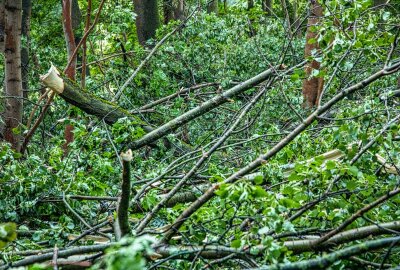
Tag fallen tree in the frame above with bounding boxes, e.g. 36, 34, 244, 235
40, 65, 144, 125
40, 64, 283, 148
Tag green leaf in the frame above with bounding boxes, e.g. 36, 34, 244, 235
382, 11, 391, 21
231, 239, 241, 249
326, 160, 336, 170
279, 198, 300, 208
0, 223, 17, 249
253, 175, 264, 185
253, 186, 268, 198
348, 166, 359, 176
345, 180, 357, 191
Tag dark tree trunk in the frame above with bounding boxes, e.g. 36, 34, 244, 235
163, 0, 174, 24
262, 0, 272, 15
21, 0, 31, 99
247, 0, 256, 36
0, 0, 4, 139
248, 0, 254, 10
207, 0, 218, 14
302, 0, 324, 108
134, 0, 160, 45
292, 1, 302, 37
0, 0, 4, 53
280, 0, 292, 38
174, 0, 184, 20
71, 0, 81, 30
3, 0, 23, 151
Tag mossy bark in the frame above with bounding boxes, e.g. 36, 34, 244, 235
41, 67, 145, 126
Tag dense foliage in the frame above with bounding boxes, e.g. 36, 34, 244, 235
1, 0, 400, 269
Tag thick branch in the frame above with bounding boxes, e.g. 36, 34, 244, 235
285, 220, 400, 253
40, 65, 144, 125
256, 236, 400, 270
0, 244, 112, 270
128, 66, 282, 150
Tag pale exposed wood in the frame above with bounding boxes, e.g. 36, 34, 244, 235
40, 64, 65, 94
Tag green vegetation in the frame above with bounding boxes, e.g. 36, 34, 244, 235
1, 0, 400, 269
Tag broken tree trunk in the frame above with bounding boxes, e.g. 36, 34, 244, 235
40, 65, 145, 126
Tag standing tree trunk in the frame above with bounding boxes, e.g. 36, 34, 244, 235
3, 0, 23, 151
207, 0, 218, 14
262, 0, 272, 16
62, 0, 77, 80
21, 0, 31, 100
174, 0, 184, 21
247, 0, 256, 36
292, 1, 302, 37
280, 0, 292, 38
0, 0, 4, 53
61, 0, 81, 155
302, 0, 324, 108
0, 0, 4, 139
248, 0, 254, 10
134, 0, 160, 46
163, 0, 174, 24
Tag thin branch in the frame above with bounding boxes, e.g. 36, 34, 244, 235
113, 8, 198, 101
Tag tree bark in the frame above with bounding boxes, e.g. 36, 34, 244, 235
40, 66, 144, 125
207, 0, 218, 14
62, 0, 77, 80
174, 0, 184, 20
262, 0, 272, 15
0, 0, 4, 53
115, 150, 132, 240
71, 0, 81, 30
280, 0, 292, 38
3, 0, 23, 151
248, 0, 254, 10
163, 0, 174, 24
62, 0, 81, 155
21, 0, 31, 99
302, 0, 324, 108
134, 0, 160, 45
0, 0, 4, 138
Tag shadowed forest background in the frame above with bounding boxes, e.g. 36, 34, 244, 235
1, 0, 400, 269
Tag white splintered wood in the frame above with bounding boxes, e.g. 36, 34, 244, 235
40, 64, 64, 94
120, 149, 133, 162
